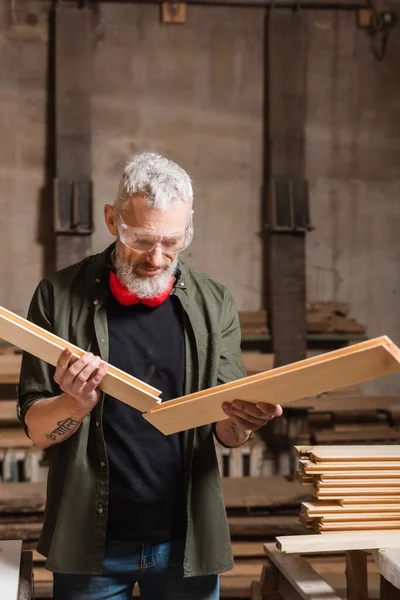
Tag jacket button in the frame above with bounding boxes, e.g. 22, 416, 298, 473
180, 282, 185, 287
96, 278, 100, 283
100, 462, 106, 468
93, 300, 98, 305
97, 507, 103, 514
96, 421, 100, 427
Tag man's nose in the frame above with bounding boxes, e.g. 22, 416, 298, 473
147, 245, 163, 266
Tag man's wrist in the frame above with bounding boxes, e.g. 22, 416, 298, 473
62, 393, 92, 422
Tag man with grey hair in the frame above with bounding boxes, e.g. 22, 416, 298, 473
18, 152, 282, 600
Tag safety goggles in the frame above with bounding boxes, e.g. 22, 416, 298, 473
115, 209, 193, 255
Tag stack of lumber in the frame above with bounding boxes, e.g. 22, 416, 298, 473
238, 311, 268, 337
306, 301, 366, 334
0, 399, 44, 483
297, 445, 400, 533
0, 344, 22, 386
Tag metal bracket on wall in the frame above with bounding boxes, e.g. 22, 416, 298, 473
161, 1, 187, 23
53, 178, 93, 234
266, 177, 312, 233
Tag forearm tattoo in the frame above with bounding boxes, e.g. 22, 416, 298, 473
45, 418, 80, 441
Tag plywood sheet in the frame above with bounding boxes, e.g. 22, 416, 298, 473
0, 306, 160, 413
144, 337, 400, 434
276, 530, 400, 553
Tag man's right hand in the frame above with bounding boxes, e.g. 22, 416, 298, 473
54, 348, 108, 416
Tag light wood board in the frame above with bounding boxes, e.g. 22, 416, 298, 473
340, 496, 400, 505
319, 513, 400, 522
276, 530, 400, 553
264, 543, 342, 600
316, 480, 400, 488
301, 460, 400, 473
298, 445, 400, 462
316, 521, 400, 532
144, 337, 400, 434
314, 487, 400, 498
318, 471, 400, 479
0, 306, 160, 413
302, 502, 400, 515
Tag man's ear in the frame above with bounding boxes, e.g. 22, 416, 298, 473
104, 204, 118, 236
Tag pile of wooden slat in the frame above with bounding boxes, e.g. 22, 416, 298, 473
306, 301, 366, 334
297, 445, 400, 533
0, 399, 45, 483
238, 311, 268, 337
0, 345, 22, 386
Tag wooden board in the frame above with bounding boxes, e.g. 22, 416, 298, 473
320, 513, 400, 522
297, 445, 400, 462
318, 471, 400, 479
340, 496, 400, 505
0, 400, 18, 425
301, 460, 400, 473
317, 521, 400, 532
302, 502, 400, 515
144, 337, 400, 435
264, 542, 343, 600
0, 306, 160, 413
316, 479, 400, 488
222, 476, 310, 509
276, 530, 400, 553
0, 429, 34, 449
314, 487, 400, 498
0, 353, 22, 384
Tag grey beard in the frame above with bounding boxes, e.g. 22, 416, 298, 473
114, 248, 178, 299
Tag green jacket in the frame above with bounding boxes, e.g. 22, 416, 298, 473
17, 244, 247, 576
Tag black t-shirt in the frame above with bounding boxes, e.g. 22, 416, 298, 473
102, 292, 186, 543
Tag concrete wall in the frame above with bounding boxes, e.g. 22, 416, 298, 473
305, 11, 400, 392
0, 1, 400, 392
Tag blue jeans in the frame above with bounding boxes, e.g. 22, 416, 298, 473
53, 540, 219, 600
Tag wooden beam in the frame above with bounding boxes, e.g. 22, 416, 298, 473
54, 7, 93, 270
264, 543, 343, 600
264, 8, 309, 369
346, 550, 368, 600
276, 530, 400, 553
144, 337, 400, 434
0, 306, 160, 413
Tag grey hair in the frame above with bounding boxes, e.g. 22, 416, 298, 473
114, 152, 193, 211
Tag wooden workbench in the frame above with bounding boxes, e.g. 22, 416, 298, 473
254, 543, 400, 600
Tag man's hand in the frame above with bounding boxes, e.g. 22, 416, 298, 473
222, 400, 283, 432
215, 400, 283, 448
54, 348, 108, 419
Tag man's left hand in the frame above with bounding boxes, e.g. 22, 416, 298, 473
222, 400, 283, 432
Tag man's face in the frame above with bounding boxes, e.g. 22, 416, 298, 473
104, 194, 192, 298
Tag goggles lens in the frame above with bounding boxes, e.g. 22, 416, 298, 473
115, 210, 193, 254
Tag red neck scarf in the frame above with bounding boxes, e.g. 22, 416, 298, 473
109, 271, 174, 307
